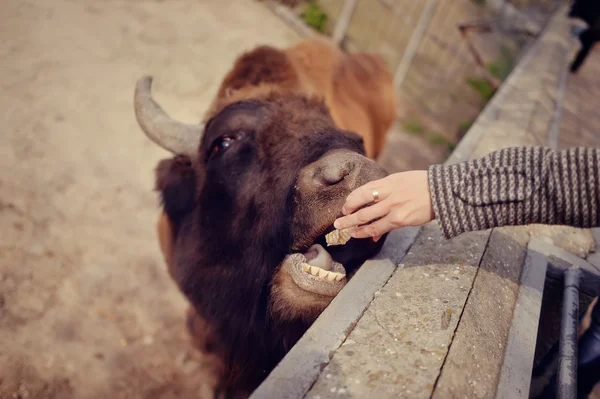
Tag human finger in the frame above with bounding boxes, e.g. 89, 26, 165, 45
342, 179, 391, 215
351, 216, 398, 239
334, 198, 392, 230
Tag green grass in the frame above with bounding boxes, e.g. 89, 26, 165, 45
467, 77, 495, 102
429, 134, 455, 152
403, 119, 425, 136
300, 1, 328, 33
488, 47, 514, 80
403, 117, 455, 152
458, 120, 473, 136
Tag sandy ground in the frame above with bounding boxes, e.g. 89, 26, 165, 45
0, 1, 299, 398
2, 0, 599, 398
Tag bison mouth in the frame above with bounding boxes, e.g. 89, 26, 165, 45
282, 224, 375, 298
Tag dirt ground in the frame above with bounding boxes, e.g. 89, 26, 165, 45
0, 1, 299, 398
2, 1, 600, 398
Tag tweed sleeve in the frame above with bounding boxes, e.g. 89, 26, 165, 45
428, 146, 600, 239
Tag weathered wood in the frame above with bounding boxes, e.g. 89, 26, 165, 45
432, 228, 530, 398
307, 223, 491, 398
496, 238, 549, 399
249, 227, 419, 399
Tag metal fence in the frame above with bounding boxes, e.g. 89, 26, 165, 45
308, 0, 564, 142
527, 238, 600, 399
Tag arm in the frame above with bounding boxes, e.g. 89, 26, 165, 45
333, 146, 600, 240
429, 146, 600, 238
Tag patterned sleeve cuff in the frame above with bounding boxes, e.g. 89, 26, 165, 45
428, 163, 469, 239
426, 146, 590, 239
427, 147, 545, 239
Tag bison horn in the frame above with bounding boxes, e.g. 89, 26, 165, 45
134, 75, 203, 156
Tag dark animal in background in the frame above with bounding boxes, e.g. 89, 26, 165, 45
134, 38, 397, 397
568, 0, 600, 73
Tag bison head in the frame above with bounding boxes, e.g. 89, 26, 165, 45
135, 76, 388, 391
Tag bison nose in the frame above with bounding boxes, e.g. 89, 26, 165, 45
306, 150, 387, 189
313, 162, 352, 187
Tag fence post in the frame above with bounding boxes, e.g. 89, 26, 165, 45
393, 0, 439, 90
332, 0, 359, 46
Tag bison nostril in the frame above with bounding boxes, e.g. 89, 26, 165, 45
319, 175, 344, 186
314, 165, 351, 187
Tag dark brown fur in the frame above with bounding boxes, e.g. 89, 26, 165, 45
153, 39, 396, 397
205, 39, 396, 158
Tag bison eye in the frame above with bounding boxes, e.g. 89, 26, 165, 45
211, 136, 236, 154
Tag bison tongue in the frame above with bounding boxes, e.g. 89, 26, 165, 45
303, 244, 333, 271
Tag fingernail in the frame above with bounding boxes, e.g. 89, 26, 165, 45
333, 220, 340, 229
373, 236, 380, 242
342, 206, 347, 215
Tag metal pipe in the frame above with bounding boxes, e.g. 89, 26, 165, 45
332, 0, 359, 46
557, 267, 581, 399
393, 0, 439, 90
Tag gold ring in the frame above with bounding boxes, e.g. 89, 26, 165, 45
372, 188, 379, 202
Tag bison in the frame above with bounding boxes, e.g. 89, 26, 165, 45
134, 38, 397, 397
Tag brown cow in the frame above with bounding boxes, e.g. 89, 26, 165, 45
134, 38, 397, 397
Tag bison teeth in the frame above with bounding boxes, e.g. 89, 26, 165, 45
325, 227, 355, 246
301, 263, 346, 283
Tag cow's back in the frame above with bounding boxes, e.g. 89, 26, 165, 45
285, 39, 397, 159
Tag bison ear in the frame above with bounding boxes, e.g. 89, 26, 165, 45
155, 155, 197, 223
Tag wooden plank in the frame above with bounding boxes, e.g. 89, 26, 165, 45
432, 228, 530, 398
307, 224, 491, 398
496, 238, 549, 399
250, 227, 420, 399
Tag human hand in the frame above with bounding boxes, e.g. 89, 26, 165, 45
333, 171, 435, 241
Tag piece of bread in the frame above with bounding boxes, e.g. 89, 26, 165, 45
325, 227, 355, 246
